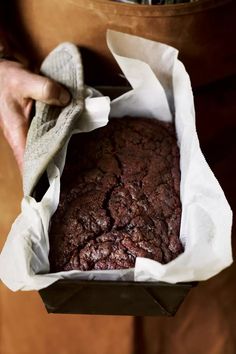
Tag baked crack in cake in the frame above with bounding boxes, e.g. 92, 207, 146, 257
49, 117, 183, 271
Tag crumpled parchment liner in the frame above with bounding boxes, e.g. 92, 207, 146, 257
0, 30, 232, 291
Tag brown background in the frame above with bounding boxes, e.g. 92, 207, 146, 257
1, 0, 236, 353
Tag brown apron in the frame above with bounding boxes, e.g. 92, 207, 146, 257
1, 2, 236, 354
15, 0, 236, 87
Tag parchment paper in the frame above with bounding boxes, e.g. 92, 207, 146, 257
0, 30, 232, 291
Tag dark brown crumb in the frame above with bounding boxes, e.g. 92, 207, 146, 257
49, 117, 183, 272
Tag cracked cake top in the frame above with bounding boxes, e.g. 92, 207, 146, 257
49, 117, 183, 271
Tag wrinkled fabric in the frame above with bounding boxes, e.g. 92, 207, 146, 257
23, 43, 84, 196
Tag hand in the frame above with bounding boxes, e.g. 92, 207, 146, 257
0, 60, 70, 173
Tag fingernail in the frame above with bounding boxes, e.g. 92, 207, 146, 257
59, 90, 70, 105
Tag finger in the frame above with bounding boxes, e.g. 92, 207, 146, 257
11, 125, 27, 174
20, 71, 71, 106
2, 113, 28, 174
22, 99, 33, 122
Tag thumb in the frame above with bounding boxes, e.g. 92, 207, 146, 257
21, 71, 71, 106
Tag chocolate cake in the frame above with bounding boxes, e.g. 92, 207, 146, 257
49, 117, 183, 272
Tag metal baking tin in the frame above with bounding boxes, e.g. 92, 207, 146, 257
38, 86, 196, 316
39, 279, 196, 316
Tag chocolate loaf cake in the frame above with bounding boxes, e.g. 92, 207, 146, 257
49, 117, 183, 272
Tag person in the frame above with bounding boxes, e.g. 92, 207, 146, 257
0, 45, 70, 172
1, 2, 236, 354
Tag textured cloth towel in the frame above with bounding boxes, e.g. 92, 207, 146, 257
23, 43, 84, 196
